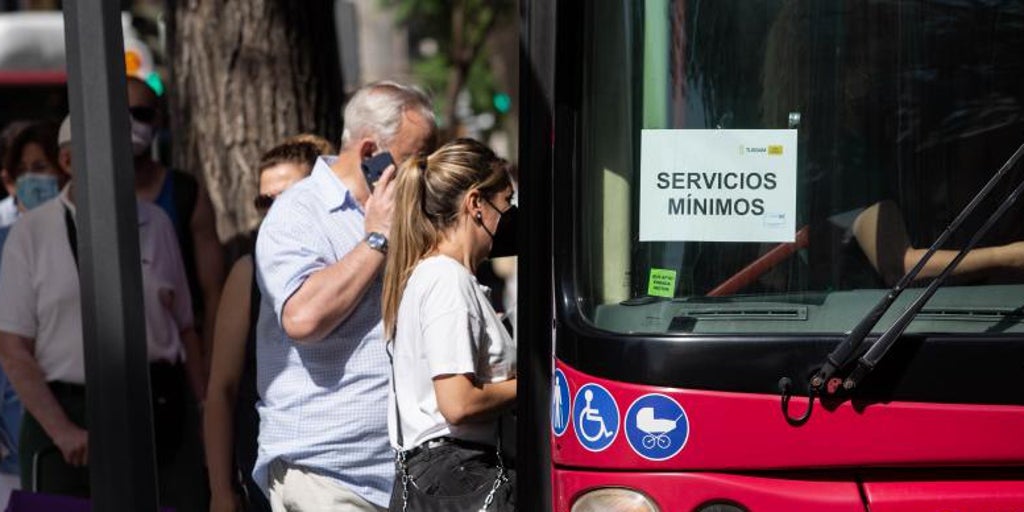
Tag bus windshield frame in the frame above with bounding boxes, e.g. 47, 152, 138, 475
567, 0, 1024, 339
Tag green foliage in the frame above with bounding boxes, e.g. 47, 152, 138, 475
411, 50, 499, 122
411, 54, 451, 112
466, 54, 500, 113
382, 0, 514, 131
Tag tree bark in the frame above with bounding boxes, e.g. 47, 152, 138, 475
169, 0, 343, 243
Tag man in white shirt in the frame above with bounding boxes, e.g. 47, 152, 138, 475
0, 116, 206, 509
254, 81, 436, 512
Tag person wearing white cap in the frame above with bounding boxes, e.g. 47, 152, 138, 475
0, 115, 206, 510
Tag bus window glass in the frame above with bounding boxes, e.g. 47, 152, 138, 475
578, 0, 1024, 335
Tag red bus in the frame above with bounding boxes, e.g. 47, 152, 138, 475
0, 12, 68, 129
519, 1, 1024, 511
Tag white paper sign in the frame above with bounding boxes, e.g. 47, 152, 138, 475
639, 129, 798, 242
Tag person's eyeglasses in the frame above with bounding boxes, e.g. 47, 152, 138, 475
128, 106, 157, 124
254, 194, 275, 210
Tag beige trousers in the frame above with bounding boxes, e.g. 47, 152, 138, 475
268, 459, 387, 512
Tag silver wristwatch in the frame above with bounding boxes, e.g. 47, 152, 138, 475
365, 231, 388, 254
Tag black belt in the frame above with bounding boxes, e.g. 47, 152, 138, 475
407, 436, 497, 459
49, 362, 182, 391
47, 381, 85, 397
149, 360, 184, 375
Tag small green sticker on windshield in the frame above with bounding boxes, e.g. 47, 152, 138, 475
648, 268, 677, 298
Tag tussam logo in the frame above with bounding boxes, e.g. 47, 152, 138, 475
738, 144, 784, 155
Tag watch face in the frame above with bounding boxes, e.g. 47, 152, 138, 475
367, 232, 387, 251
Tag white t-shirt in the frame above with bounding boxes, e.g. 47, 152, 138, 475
137, 200, 194, 362
0, 194, 84, 383
0, 191, 193, 383
388, 255, 516, 451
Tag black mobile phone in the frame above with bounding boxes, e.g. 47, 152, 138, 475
361, 152, 395, 188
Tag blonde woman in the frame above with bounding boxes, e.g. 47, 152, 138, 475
382, 138, 516, 511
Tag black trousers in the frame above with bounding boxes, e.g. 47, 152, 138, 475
19, 382, 89, 497
388, 439, 515, 512
19, 363, 208, 511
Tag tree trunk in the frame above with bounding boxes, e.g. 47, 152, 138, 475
442, 0, 498, 138
169, 0, 343, 244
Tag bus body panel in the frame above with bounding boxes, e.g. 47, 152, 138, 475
554, 362, 1024, 470
862, 478, 1024, 512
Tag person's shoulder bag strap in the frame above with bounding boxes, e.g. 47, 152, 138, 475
387, 343, 405, 448
64, 206, 78, 271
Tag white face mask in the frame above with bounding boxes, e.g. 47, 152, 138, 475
130, 118, 154, 156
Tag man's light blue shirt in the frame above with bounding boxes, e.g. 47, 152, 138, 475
253, 157, 392, 506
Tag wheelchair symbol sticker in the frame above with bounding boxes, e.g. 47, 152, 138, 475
552, 369, 571, 437
624, 393, 689, 461
572, 383, 619, 452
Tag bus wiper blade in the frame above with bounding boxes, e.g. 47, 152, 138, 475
844, 166, 1024, 390
809, 141, 1024, 396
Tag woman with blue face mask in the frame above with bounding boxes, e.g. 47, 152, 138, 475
0, 120, 68, 269
0, 120, 66, 507
0, 121, 67, 222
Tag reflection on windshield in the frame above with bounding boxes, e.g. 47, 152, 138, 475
579, 0, 1024, 335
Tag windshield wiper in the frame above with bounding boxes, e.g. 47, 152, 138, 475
780, 141, 1024, 425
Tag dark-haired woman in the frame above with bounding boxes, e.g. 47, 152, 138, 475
205, 135, 333, 512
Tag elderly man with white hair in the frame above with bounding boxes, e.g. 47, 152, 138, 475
253, 81, 437, 511
0, 115, 206, 509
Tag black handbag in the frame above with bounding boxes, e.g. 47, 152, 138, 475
388, 346, 510, 512
394, 449, 508, 512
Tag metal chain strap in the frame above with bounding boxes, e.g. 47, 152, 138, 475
478, 465, 508, 511
397, 450, 410, 512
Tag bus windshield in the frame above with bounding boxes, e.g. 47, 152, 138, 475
577, 1, 1024, 335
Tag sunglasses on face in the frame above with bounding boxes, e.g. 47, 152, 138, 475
254, 194, 275, 210
129, 106, 157, 124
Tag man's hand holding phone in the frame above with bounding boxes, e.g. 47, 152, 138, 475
363, 161, 397, 241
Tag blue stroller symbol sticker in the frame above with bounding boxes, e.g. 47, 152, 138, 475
572, 383, 619, 452
624, 394, 689, 461
552, 369, 571, 437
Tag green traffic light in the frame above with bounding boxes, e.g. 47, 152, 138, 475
493, 92, 511, 113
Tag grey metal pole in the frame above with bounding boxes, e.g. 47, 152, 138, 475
62, 2, 160, 511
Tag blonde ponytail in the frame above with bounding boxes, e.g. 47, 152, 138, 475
381, 138, 512, 341
383, 156, 437, 340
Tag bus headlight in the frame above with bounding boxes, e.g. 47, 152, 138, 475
570, 488, 660, 512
